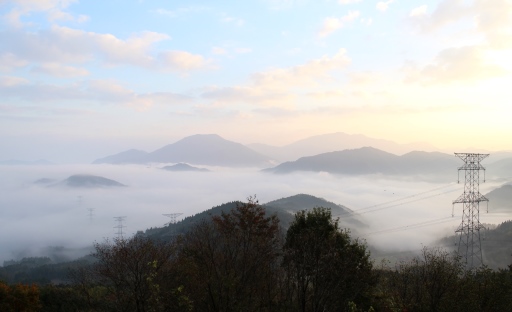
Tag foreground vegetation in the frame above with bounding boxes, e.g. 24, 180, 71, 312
2, 199, 512, 311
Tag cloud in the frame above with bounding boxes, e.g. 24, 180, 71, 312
0, 78, 193, 108
318, 18, 342, 38
0, 26, 211, 73
376, 0, 395, 12
348, 71, 382, 86
0, 26, 169, 65
2, 0, 88, 26
200, 49, 351, 108
0, 75, 29, 87
0, 52, 28, 71
405, 0, 512, 86
31, 63, 89, 77
360, 17, 372, 26
220, 15, 245, 26
306, 90, 345, 99
473, 0, 512, 49
405, 45, 508, 84
318, 11, 360, 37
158, 50, 211, 72
201, 86, 295, 108
84, 80, 195, 108
152, 8, 178, 17
251, 49, 351, 90
211, 47, 227, 55
411, 0, 512, 48
409, 5, 428, 17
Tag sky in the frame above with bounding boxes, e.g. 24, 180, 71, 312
1, 0, 512, 163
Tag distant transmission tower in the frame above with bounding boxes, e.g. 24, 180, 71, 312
113, 216, 127, 238
163, 213, 183, 236
452, 153, 489, 268
86, 207, 95, 221
163, 213, 183, 226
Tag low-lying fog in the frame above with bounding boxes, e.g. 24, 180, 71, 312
0, 164, 510, 265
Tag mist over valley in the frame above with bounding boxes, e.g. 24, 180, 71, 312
2, 134, 512, 268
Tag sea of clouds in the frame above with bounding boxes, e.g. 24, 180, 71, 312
0, 164, 509, 265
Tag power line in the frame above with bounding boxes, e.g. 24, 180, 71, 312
333, 176, 510, 221
334, 185, 459, 219
363, 217, 455, 236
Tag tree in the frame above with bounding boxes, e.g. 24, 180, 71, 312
282, 207, 375, 312
179, 197, 283, 311
0, 281, 41, 312
385, 247, 463, 312
74, 235, 190, 312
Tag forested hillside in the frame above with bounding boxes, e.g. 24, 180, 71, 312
2, 200, 512, 311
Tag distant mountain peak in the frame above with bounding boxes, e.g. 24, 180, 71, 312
161, 163, 209, 172
93, 133, 273, 167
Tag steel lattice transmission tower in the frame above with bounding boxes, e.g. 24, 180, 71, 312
163, 213, 183, 226
163, 213, 183, 236
113, 216, 127, 239
86, 207, 95, 221
452, 153, 489, 268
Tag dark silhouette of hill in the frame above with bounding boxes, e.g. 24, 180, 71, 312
264, 194, 366, 229
146, 201, 294, 240
438, 220, 512, 269
92, 149, 148, 164
55, 174, 126, 188
248, 132, 437, 162
485, 184, 512, 212
161, 163, 209, 172
92, 134, 273, 167
146, 194, 366, 239
264, 147, 460, 178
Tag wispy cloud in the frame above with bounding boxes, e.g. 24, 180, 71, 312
31, 63, 89, 77
405, 45, 508, 84
318, 11, 360, 37
376, 0, 395, 12
0, 26, 212, 73
202, 49, 351, 108
409, 5, 428, 17
2, 0, 88, 26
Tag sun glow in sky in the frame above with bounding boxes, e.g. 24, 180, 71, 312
1, 0, 511, 162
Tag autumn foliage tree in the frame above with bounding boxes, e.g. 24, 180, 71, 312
179, 197, 283, 311
0, 281, 41, 312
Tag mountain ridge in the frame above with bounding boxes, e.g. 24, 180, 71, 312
93, 134, 273, 167
264, 147, 461, 178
